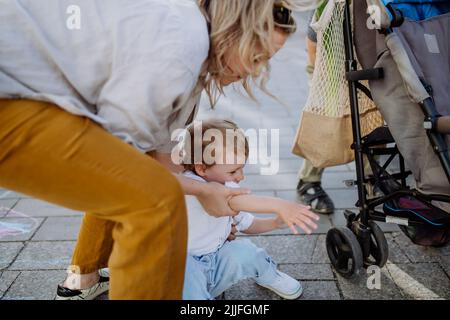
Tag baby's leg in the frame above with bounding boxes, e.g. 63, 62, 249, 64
209, 239, 278, 298
182, 255, 212, 300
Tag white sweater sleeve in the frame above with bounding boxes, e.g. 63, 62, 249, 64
97, 58, 196, 153
95, 1, 208, 153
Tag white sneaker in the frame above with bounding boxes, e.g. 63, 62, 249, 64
55, 269, 109, 300
256, 270, 303, 300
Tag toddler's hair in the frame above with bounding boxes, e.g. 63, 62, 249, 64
181, 119, 249, 172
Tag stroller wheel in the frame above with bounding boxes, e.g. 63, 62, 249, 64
365, 221, 389, 268
326, 227, 363, 278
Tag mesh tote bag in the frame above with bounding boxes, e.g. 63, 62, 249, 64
292, 0, 383, 168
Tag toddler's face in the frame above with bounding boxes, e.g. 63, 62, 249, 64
201, 163, 245, 185
193, 140, 248, 184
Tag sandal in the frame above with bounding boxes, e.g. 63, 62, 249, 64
55, 269, 109, 300
296, 180, 335, 214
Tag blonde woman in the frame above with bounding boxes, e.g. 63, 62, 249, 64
0, 0, 307, 300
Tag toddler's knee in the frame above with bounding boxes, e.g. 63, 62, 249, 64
229, 239, 265, 264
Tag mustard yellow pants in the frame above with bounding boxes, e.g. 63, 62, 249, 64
0, 99, 188, 299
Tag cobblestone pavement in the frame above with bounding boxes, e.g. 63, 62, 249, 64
1, 13, 449, 300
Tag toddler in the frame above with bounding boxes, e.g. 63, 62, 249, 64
179, 119, 319, 300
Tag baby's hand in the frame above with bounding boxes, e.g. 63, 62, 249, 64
274, 200, 320, 235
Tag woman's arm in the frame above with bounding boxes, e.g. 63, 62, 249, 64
229, 195, 320, 234
148, 151, 251, 217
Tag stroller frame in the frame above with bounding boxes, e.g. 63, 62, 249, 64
325, 0, 450, 278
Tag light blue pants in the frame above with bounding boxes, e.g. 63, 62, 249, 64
182, 239, 279, 300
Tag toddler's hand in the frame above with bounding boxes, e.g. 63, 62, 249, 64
275, 200, 320, 235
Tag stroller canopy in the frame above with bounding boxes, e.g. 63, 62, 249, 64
383, 0, 450, 20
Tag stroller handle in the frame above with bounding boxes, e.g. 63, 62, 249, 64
437, 116, 450, 134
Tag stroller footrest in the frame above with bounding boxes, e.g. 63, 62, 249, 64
383, 197, 450, 227
346, 68, 384, 81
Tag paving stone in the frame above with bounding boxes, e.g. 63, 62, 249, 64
385, 234, 410, 264
337, 267, 405, 300
0, 190, 29, 200
244, 159, 303, 175
0, 199, 18, 217
241, 174, 300, 192
301, 281, 341, 300
386, 263, 450, 300
321, 172, 357, 190
325, 190, 359, 210
435, 244, 450, 257
278, 264, 334, 280
10, 241, 75, 270
0, 271, 20, 298
277, 189, 359, 213
0, 217, 44, 242
10, 199, 83, 218
0, 243, 24, 270
311, 235, 330, 264
2, 270, 66, 300
224, 279, 340, 300
391, 232, 441, 263
248, 235, 317, 264
224, 279, 281, 300
330, 210, 351, 227
32, 217, 83, 241
438, 257, 450, 277
309, 216, 332, 235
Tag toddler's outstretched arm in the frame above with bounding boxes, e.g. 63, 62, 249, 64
228, 195, 320, 235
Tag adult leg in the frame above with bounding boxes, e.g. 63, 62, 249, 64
297, 160, 335, 214
298, 159, 324, 183
63, 215, 114, 290
0, 99, 187, 299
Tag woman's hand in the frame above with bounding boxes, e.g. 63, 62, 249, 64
197, 181, 251, 218
274, 200, 320, 235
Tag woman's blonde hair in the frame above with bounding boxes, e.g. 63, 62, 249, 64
198, 0, 297, 106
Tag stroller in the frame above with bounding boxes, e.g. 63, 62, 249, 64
323, 0, 450, 278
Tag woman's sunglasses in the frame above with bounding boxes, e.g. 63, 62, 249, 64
273, 5, 294, 26
203, 0, 295, 28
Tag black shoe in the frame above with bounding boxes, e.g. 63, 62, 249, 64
296, 180, 335, 214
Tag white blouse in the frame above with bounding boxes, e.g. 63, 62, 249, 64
0, 0, 210, 153
183, 171, 255, 257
